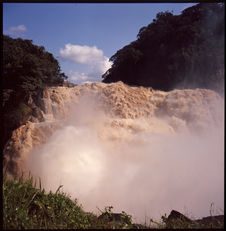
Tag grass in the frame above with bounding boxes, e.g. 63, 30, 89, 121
3, 173, 224, 229
3, 174, 90, 229
3, 173, 137, 229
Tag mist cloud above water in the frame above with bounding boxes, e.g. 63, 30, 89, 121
25, 86, 224, 223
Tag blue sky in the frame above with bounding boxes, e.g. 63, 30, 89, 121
3, 3, 196, 84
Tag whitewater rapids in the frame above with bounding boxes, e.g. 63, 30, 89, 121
4, 81, 224, 222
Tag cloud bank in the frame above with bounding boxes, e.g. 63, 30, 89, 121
5, 25, 27, 37
60, 44, 112, 84
60, 44, 104, 64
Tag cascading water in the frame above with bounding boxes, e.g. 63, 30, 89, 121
4, 81, 224, 222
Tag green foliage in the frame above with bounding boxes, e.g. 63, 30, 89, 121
3, 35, 68, 96
3, 175, 90, 229
10, 102, 32, 122
102, 3, 224, 93
97, 206, 133, 229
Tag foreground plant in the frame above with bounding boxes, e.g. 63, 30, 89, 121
3, 174, 224, 229
3, 174, 90, 229
3, 174, 143, 229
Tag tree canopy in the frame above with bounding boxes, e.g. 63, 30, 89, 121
102, 3, 224, 93
3, 35, 67, 96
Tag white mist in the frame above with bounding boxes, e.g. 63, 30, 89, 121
25, 84, 224, 223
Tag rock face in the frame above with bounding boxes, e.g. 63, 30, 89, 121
3, 81, 224, 178
166, 210, 224, 228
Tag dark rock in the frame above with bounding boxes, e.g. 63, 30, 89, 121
27, 94, 44, 122
98, 212, 131, 224
31, 107, 44, 122
166, 210, 224, 229
166, 210, 193, 228
195, 215, 224, 228
167, 210, 192, 222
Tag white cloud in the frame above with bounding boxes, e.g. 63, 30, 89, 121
60, 44, 112, 85
70, 72, 89, 82
5, 25, 27, 37
60, 44, 104, 64
68, 70, 102, 85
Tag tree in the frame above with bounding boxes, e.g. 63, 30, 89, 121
102, 3, 224, 93
3, 35, 68, 96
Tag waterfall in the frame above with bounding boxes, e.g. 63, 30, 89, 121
4, 81, 224, 222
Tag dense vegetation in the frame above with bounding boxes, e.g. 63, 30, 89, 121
2, 36, 67, 152
3, 35, 67, 95
102, 3, 224, 93
3, 174, 224, 229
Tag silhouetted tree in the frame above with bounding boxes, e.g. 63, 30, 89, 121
102, 3, 224, 93
3, 35, 67, 96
